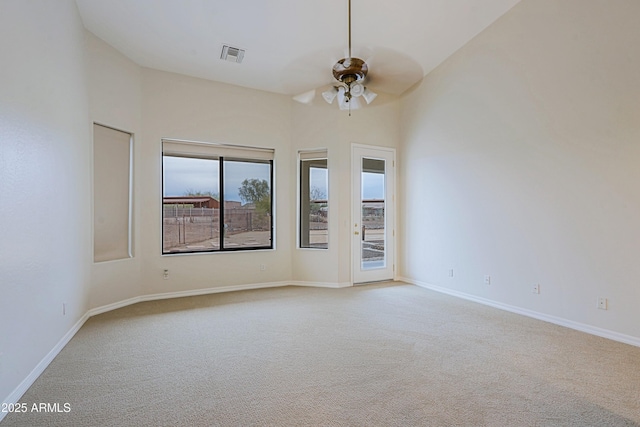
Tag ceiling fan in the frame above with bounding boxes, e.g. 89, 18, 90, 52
293, 0, 377, 114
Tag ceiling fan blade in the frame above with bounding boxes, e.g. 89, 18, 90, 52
292, 89, 317, 104
354, 46, 375, 63
281, 46, 345, 95
360, 47, 424, 95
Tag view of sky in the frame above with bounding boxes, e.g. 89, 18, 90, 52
163, 156, 385, 202
362, 172, 384, 200
309, 167, 328, 199
309, 168, 384, 200
163, 156, 270, 202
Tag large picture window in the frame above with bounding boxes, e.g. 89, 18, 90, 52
162, 139, 274, 254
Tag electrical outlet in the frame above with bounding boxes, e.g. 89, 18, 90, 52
597, 297, 608, 310
532, 284, 540, 294
448, 269, 454, 278
484, 275, 491, 285
260, 264, 267, 272
163, 269, 169, 280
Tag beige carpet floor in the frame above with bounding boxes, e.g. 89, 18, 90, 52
2, 282, 640, 426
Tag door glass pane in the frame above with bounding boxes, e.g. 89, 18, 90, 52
361, 158, 385, 270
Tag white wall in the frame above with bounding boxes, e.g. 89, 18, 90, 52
399, 0, 640, 340
0, 0, 91, 404
84, 28, 401, 300
291, 95, 400, 285
87, 55, 399, 296
139, 69, 293, 294
5, 0, 639, 411
85, 32, 143, 309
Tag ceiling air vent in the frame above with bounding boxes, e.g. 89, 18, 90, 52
220, 45, 245, 64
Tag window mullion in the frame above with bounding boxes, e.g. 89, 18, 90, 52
219, 156, 225, 251
270, 159, 274, 248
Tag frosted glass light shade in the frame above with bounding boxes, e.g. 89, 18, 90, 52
322, 87, 339, 104
362, 88, 377, 104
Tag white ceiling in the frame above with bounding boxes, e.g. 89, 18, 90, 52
75, 0, 521, 97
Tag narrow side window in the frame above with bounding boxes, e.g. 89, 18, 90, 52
299, 150, 328, 249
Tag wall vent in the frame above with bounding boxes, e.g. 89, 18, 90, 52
220, 45, 245, 63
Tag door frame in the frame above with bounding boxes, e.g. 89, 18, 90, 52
351, 143, 396, 284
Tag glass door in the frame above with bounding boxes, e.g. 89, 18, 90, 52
352, 145, 395, 283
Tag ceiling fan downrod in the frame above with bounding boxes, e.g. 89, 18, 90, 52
322, 0, 377, 113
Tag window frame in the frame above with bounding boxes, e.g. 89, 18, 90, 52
161, 139, 274, 255
298, 149, 329, 250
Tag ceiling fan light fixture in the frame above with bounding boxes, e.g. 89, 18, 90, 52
349, 95, 362, 110
337, 86, 347, 108
322, 87, 339, 104
339, 96, 351, 111
339, 94, 361, 111
350, 82, 365, 97
362, 87, 377, 104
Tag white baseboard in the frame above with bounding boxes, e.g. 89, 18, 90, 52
87, 281, 292, 317
11, 274, 635, 421
400, 276, 640, 348
1, 312, 90, 422
2, 280, 291, 414
87, 296, 142, 317
141, 281, 292, 301
290, 281, 352, 289
2, 279, 351, 415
